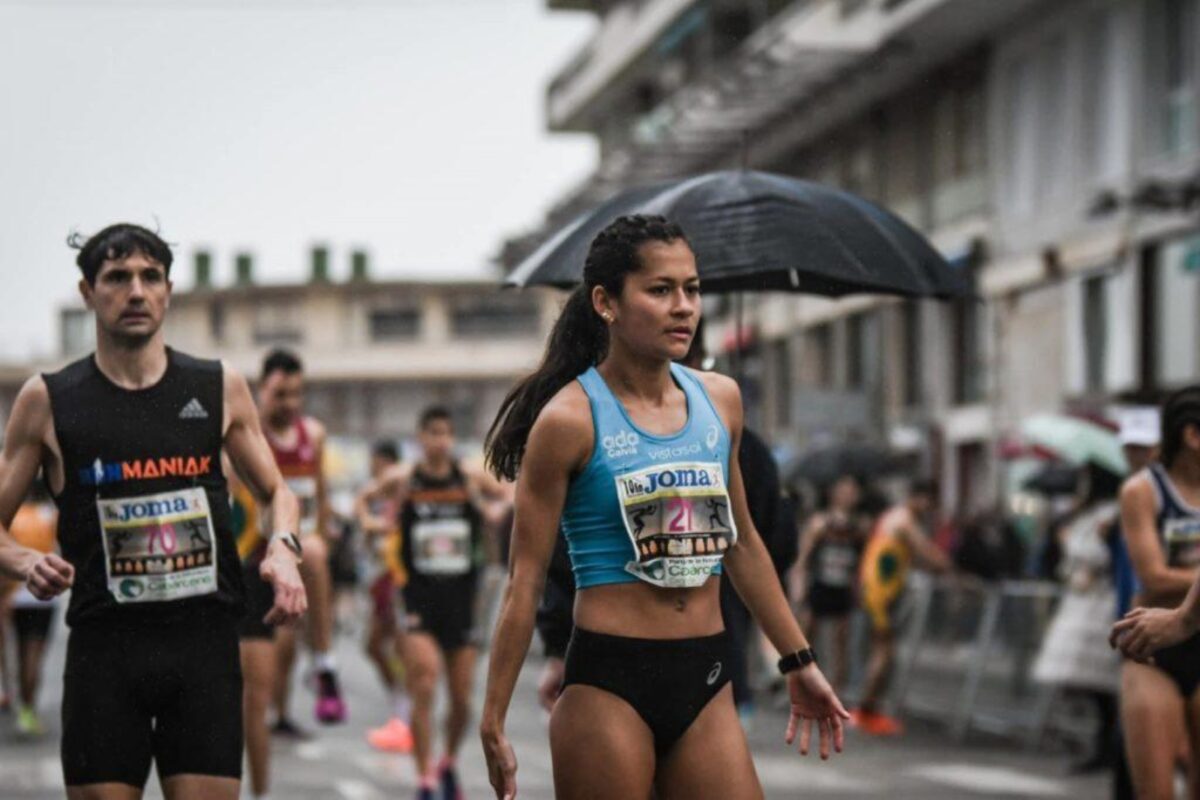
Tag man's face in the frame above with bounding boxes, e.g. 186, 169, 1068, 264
81, 252, 171, 344
418, 418, 454, 462
370, 454, 395, 480
259, 369, 304, 428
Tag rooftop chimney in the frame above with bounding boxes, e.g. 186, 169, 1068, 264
350, 249, 369, 282
194, 250, 212, 289
310, 245, 330, 283
234, 252, 254, 286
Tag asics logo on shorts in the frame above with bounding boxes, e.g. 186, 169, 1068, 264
706, 661, 722, 685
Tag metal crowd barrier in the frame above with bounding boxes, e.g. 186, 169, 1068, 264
888, 574, 1098, 747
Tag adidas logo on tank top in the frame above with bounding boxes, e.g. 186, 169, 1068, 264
179, 398, 208, 419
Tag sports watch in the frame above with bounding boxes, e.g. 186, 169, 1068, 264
270, 531, 304, 562
777, 647, 819, 675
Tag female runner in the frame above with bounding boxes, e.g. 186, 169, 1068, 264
1109, 387, 1200, 799
479, 214, 848, 800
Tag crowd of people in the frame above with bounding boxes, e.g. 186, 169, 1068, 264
3, 216, 1200, 800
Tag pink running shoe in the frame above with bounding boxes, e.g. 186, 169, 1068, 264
315, 670, 347, 724
367, 718, 414, 753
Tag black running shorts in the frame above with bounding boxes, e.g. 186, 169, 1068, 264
403, 576, 477, 652
237, 559, 275, 641
61, 610, 243, 787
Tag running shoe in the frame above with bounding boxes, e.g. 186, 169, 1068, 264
15, 706, 43, 737
851, 709, 904, 736
367, 717, 414, 753
271, 717, 313, 740
315, 669, 347, 724
415, 785, 438, 800
438, 758, 463, 800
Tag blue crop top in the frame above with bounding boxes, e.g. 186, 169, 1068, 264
560, 363, 738, 590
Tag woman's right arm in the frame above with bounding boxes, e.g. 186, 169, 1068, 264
1121, 474, 1195, 603
480, 395, 590, 800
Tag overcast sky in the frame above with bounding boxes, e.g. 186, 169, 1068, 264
0, 0, 596, 361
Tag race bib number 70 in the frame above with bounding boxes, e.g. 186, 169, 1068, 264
97, 487, 218, 604
615, 462, 737, 588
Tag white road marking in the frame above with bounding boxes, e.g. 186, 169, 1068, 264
905, 763, 1069, 796
295, 742, 329, 761
336, 778, 383, 800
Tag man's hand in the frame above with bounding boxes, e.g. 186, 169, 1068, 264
25, 552, 73, 600
259, 551, 307, 626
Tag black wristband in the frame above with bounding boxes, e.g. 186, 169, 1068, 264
777, 647, 818, 675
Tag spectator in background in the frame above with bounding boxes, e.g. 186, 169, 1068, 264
1031, 462, 1124, 773
954, 509, 1025, 582
3, 482, 58, 737
790, 474, 867, 691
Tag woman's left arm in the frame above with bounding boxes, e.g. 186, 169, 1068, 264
701, 372, 849, 758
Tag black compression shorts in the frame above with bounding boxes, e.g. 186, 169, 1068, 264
61, 611, 243, 787
403, 577, 477, 652
237, 559, 274, 641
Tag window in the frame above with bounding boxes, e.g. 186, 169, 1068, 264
952, 298, 985, 404
1004, 58, 1040, 217
209, 302, 225, 344
1083, 10, 1131, 183
902, 301, 923, 406
1156, 234, 1200, 385
808, 324, 834, 388
846, 314, 867, 389
253, 303, 302, 346
1146, 0, 1199, 157
1082, 275, 1108, 393
451, 295, 539, 338
771, 338, 791, 428
61, 309, 94, 357
369, 307, 421, 341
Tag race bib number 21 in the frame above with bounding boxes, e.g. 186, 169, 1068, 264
615, 462, 737, 588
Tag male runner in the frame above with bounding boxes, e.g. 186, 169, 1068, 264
255, 349, 347, 730
856, 478, 951, 735
359, 441, 414, 753
0, 223, 306, 800
357, 406, 510, 800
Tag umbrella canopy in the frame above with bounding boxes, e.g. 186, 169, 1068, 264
1020, 414, 1129, 476
784, 444, 904, 488
505, 170, 969, 298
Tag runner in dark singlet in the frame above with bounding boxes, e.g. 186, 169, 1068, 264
0, 223, 305, 800
358, 406, 510, 800
1110, 387, 1200, 798
791, 475, 865, 691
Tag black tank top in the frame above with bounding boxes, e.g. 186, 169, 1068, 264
399, 462, 481, 585
44, 349, 243, 627
810, 516, 863, 590
1147, 464, 1200, 569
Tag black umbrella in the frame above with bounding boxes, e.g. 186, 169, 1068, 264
1020, 463, 1080, 497
505, 170, 969, 298
784, 444, 904, 489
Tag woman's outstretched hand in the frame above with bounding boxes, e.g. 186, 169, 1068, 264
481, 723, 518, 799
784, 665, 851, 760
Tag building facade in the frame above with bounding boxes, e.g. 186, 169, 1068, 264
519, 0, 1200, 514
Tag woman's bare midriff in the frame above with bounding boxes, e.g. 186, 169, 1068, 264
573, 577, 725, 639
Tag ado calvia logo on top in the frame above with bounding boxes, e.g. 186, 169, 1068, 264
603, 430, 640, 458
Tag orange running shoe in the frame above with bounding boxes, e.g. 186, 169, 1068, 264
367, 718, 414, 753
856, 710, 904, 737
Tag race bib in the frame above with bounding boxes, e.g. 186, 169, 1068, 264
615, 462, 737, 588
286, 476, 318, 536
412, 517, 472, 576
97, 487, 217, 604
1165, 517, 1200, 567
816, 544, 857, 588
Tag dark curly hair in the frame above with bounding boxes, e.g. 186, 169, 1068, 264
485, 214, 689, 480
1161, 385, 1200, 468
68, 223, 173, 286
